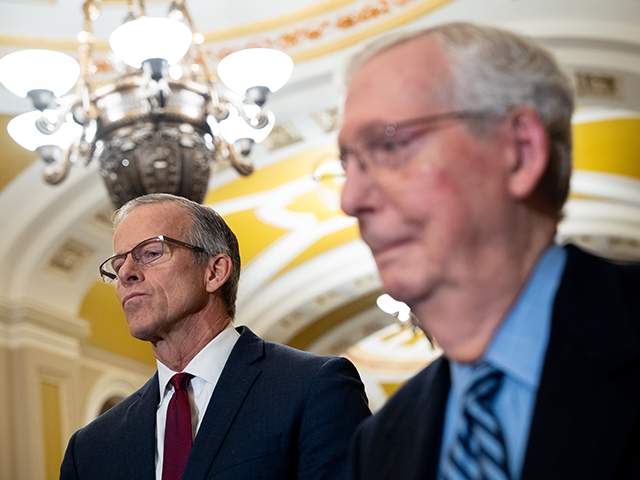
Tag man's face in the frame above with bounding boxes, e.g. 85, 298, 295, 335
339, 36, 513, 309
113, 203, 211, 342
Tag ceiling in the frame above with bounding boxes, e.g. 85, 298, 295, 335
0, 0, 639, 361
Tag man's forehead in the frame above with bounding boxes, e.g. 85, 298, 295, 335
113, 203, 187, 250
339, 36, 450, 141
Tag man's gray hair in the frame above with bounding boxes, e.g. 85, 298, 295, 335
345, 22, 575, 217
113, 193, 241, 319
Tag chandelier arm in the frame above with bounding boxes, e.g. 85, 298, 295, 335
34, 99, 79, 135
42, 143, 73, 185
172, 0, 229, 120
238, 106, 270, 130
34, 114, 62, 135
226, 141, 254, 176
76, 1, 100, 124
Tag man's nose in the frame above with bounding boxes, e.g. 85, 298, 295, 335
117, 254, 143, 285
340, 159, 374, 217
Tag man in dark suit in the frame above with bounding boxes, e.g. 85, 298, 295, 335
339, 22, 640, 480
60, 193, 371, 480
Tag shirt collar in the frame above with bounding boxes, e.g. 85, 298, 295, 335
157, 324, 240, 403
486, 244, 567, 388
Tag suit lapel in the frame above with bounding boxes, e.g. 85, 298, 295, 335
415, 357, 450, 480
183, 326, 265, 480
375, 357, 449, 480
124, 375, 159, 480
522, 246, 640, 480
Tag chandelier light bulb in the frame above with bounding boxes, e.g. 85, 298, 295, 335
377, 294, 412, 322
217, 48, 293, 95
0, 49, 80, 98
7, 110, 82, 151
109, 17, 193, 69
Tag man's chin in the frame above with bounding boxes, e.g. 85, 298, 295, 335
126, 320, 158, 343
381, 275, 430, 308
380, 281, 412, 306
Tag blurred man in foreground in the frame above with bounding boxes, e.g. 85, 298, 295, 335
60, 193, 370, 480
340, 22, 640, 480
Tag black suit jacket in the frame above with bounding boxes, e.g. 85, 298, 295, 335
61, 326, 371, 479
351, 245, 640, 480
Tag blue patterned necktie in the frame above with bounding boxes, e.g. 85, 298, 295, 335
441, 362, 511, 480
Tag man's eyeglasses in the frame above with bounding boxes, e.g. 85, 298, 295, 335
99, 235, 209, 283
339, 110, 494, 174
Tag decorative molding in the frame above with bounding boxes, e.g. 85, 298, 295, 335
312, 107, 339, 133
0, 297, 89, 361
203, 0, 365, 42
262, 121, 304, 152
306, 306, 394, 355
90, 205, 116, 233
46, 238, 96, 279
575, 71, 624, 100
207, 0, 447, 60
0, 321, 82, 359
0, 0, 453, 62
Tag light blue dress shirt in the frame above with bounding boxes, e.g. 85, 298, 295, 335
437, 244, 567, 479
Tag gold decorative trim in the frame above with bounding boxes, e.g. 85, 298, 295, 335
210, 0, 455, 61
0, 0, 454, 64
204, 0, 363, 42
0, 34, 95, 52
289, 0, 455, 62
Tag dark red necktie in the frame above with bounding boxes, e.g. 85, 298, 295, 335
162, 373, 194, 480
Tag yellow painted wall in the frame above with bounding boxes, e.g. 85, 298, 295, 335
573, 117, 640, 179
78, 282, 155, 367
40, 382, 62, 480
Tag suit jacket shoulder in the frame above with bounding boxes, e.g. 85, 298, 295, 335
523, 245, 640, 480
60, 375, 159, 480
351, 356, 449, 480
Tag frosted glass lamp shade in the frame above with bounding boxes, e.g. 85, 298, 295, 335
109, 17, 192, 68
219, 108, 275, 144
217, 48, 293, 94
8, 110, 82, 151
0, 50, 80, 98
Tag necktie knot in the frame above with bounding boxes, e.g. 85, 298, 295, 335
170, 372, 193, 392
466, 362, 503, 405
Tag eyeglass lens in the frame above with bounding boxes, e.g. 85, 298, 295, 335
105, 237, 167, 278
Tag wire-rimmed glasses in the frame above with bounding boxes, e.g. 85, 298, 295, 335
338, 110, 494, 174
99, 235, 209, 283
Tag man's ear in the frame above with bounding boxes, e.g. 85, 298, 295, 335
204, 254, 233, 293
506, 107, 549, 201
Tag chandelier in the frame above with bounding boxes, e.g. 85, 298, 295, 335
0, 0, 293, 208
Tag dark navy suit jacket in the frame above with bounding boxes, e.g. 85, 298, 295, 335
351, 245, 640, 480
61, 326, 371, 479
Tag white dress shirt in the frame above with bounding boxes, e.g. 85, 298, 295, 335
155, 324, 240, 480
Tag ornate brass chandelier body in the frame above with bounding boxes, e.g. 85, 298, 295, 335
2, 0, 288, 208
